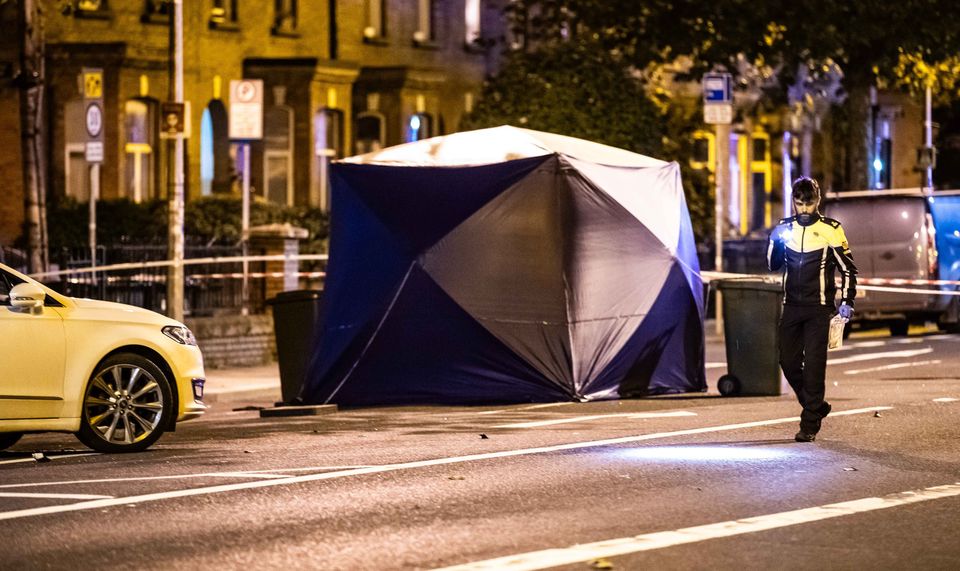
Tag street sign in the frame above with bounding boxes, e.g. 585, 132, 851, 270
81, 67, 104, 164
229, 79, 263, 140
161, 102, 186, 137
84, 102, 103, 138
703, 73, 732, 104
703, 73, 733, 125
704, 104, 733, 125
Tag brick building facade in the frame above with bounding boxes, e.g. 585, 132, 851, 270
0, 0, 503, 246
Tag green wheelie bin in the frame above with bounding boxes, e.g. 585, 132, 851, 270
716, 278, 785, 396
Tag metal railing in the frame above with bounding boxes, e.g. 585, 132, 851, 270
32, 253, 328, 317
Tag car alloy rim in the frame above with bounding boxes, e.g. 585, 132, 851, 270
84, 365, 164, 445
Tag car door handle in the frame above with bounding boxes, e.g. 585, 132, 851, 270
879, 251, 895, 261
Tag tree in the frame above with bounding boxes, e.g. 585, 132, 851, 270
462, 38, 714, 241
500, 0, 960, 190
15, 0, 49, 273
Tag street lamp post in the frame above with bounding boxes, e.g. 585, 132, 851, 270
167, 0, 185, 322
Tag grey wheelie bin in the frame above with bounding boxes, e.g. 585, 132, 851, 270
267, 289, 323, 404
716, 278, 783, 396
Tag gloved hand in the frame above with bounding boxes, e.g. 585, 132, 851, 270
838, 303, 854, 320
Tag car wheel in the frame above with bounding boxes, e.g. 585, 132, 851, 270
76, 353, 174, 453
0, 432, 22, 451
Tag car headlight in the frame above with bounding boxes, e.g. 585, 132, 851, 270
162, 325, 198, 346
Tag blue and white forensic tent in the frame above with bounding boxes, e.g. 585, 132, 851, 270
300, 126, 706, 406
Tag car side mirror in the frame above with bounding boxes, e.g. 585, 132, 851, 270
10, 282, 46, 309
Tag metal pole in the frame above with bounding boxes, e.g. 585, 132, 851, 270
89, 163, 98, 284
714, 123, 729, 336
924, 83, 934, 192
167, 0, 185, 321
241, 142, 250, 316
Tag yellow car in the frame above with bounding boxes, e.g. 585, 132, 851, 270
0, 262, 206, 452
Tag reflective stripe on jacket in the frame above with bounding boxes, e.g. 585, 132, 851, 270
767, 214, 858, 306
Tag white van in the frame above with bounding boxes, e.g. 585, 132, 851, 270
822, 188, 960, 335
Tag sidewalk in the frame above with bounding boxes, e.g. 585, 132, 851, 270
203, 362, 282, 404
201, 321, 726, 405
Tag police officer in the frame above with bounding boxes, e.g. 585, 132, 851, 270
767, 177, 857, 442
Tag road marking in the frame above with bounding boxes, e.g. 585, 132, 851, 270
705, 362, 726, 369
494, 411, 698, 429
477, 403, 582, 415
843, 360, 941, 375
830, 347, 933, 365
0, 407, 890, 522
209, 471, 292, 479
0, 453, 100, 466
434, 482, 960, 571
0, 466, 377, 490
0, 492, 113, 500
933, 397, 959, 403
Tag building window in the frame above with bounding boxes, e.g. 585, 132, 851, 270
210, 0, 239, 29
414, 0, 436, 44
355, 112, 384, 154
200, 99, 232, 196
272, 0, 298, 35
141, 0, 170, 23
464, 0, 481, 45
124, 99, 157, 203
264, 104, 295, 206
406, 113, 432, 143
315, 108, 344, 211
71, 0, 112, 17
363, 0, 387, 41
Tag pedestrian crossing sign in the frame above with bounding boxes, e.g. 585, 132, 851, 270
84, 71, 103, 99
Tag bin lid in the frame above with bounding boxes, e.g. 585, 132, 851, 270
267, 289, 323, 304
716, 278, 782, 292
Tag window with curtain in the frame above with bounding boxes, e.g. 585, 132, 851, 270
264, 105, 294, 205
210, 0, 239, 27
315, 108, 344, 210
363, 0, 387, 41
124, 99, 157, 203
272, 0, 298, 34
414, 0, 436, 44
355, 112, 385, 154
464, 0, 481, 45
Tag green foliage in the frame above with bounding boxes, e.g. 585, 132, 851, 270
462, 41, 668, 157
47, 197, 329, 253
463, 38, 713, 241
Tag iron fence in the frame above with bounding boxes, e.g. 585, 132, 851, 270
32, 246, 326, 317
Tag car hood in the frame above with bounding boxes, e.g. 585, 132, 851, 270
67, 297, 182, 327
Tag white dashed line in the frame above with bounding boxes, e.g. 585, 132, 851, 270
434, 482, 960, 571
830, 347, 933, 365
844, 360, 941, 375
494, 411, 697, 429
0, 492, 113, 500
0, 453, 100, 466
933, 397, 959, 403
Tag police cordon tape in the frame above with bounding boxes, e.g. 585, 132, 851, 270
27, 259, 960, 296
29, 253, 329, 280
701, 271, 960, 297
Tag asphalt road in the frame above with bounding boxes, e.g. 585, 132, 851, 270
2, 328, 959, 570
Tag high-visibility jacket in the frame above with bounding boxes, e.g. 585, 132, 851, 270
767, 214, 858, 306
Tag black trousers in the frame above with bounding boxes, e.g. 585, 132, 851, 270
779, 304, 833, 433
